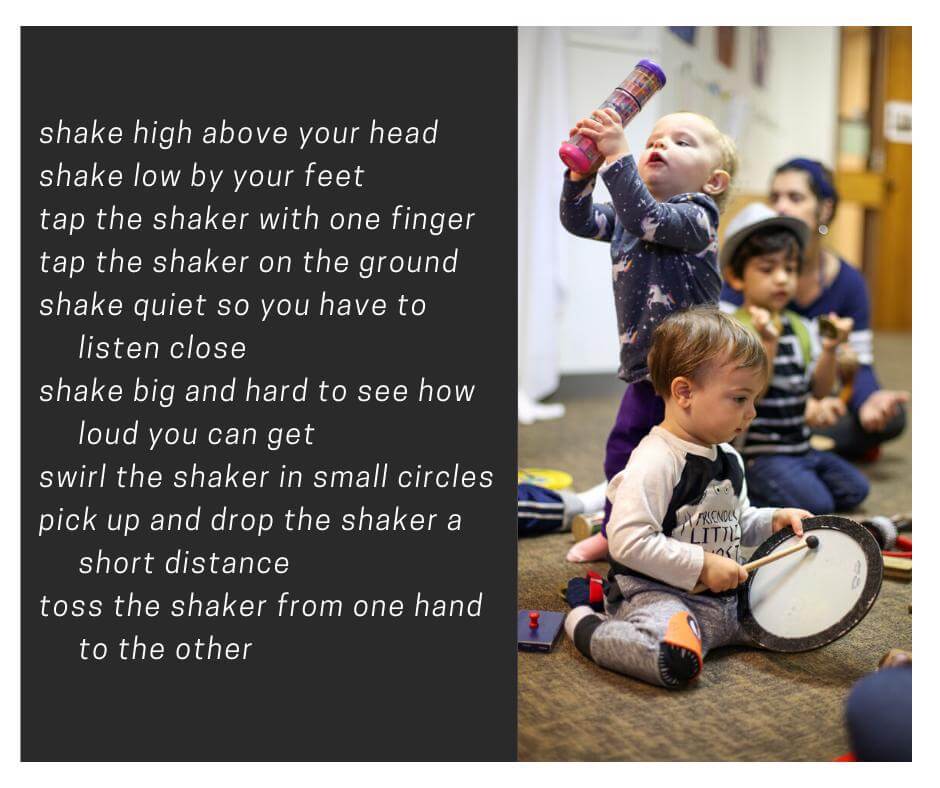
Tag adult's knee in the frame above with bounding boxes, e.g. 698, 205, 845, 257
851, 402, 907, 450
879, 405, 907, 442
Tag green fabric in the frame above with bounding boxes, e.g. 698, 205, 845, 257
733, 306, 811, 365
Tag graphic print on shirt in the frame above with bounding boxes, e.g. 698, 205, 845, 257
558, 156, 722, 384
661, 450, 746, 562
691, 202, 719, 258
640, 215, 661, 241
647, 284, 676, 310
612, 258, 633, 280
670, 477, 744, 561
620, 326, 639, 346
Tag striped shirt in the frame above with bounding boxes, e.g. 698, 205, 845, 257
739, 315, 818, 456
720, 258, 878, 410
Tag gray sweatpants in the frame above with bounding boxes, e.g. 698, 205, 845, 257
580, 574, 757, 688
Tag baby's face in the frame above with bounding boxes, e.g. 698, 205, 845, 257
684, 361, 764, 446
638, 113, 725, 201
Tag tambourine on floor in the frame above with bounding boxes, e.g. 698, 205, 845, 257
739, 515, 883, 653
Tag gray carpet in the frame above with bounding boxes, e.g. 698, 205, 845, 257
518, 332, 912, 761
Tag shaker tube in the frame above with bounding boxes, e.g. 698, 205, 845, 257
559, 59, 666, 174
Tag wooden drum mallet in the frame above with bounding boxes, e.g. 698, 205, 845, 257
692, 535, 819, 594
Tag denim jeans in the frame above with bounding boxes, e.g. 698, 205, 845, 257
744, 449, 869, 514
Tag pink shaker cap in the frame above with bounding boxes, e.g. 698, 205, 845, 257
558, 142, 592, 174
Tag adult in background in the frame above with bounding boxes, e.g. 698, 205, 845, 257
720, 158, 908, 460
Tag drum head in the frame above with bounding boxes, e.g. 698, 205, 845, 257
738, 516, 883, 652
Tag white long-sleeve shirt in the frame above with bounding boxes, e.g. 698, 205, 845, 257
606, 426, 776, 592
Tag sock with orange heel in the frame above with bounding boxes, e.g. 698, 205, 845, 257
658, 611, 703, 687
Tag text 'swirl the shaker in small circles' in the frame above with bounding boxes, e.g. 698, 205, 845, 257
559, 59, 666, 175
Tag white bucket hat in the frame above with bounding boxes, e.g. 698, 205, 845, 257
719, 203, 810, 272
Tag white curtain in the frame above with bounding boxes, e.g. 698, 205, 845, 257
518, 28, 569, 407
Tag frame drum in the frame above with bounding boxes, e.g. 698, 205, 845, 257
738, 516, 883, 652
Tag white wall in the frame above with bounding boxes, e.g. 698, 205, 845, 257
658, 27, 840, 192
559, 28, 666, 376
519, 26, 841, 376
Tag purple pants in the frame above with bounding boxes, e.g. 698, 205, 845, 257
602, 380, 665, 536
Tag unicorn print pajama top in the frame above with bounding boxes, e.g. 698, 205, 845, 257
559, 155, 722, 384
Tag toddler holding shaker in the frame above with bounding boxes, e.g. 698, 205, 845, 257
559, 61, 738, 562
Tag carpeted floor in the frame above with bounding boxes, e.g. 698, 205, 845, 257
518, 332, 912, 761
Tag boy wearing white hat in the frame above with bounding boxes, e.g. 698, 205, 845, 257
721, 204, 869, 513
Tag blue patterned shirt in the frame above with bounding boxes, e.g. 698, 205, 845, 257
560, 155, 721, 383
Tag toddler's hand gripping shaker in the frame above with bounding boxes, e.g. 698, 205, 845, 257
559, 59, 666, 174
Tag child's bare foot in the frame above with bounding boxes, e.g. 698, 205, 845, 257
566, 532, 608, 562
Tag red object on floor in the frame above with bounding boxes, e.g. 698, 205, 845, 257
896, 535, 912, 551
587, 571, 605, 605
834, 752, 857, 762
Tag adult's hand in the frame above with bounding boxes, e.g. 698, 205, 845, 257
806, 396, 846, 428
859, 390, 910, 432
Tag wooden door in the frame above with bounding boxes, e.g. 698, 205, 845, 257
872, 26, 912, 330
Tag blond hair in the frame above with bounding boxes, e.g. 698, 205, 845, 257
712, 130, 738, 212
647, 306, 768, 398
680, 112, 738, 212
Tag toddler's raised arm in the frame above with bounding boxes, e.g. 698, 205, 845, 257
602, 156, 717, 253
559, 172, 615, 242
